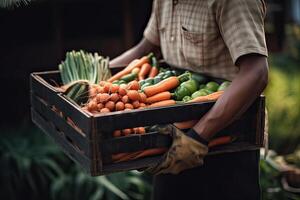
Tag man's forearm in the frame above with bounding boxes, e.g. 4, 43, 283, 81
193, 55, 269, 140
109, 38, 160, 68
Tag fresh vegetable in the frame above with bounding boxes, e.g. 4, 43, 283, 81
148, 57, 159, 78
132, 148, 167, 160
143, 72, 190, 97
218, 81, 231, 91
107, 53, 153, 82
191, 89, 209, 99
208, 136, 234, 148
115, 102, 125, 111
105, 101, 115, 111
148, 99, 176, 108
138, 63, 152, 80
173, 120, 198, 129
146, 91, 172, 104
205, 82, 219, 92
174, 86, 190, 101
127, 80, 140, 90
182, 96, 192, 102
120, 72, 137, 83
189, 91, 224, 103
181, 79, 198, 94
139, 93, 147, 103
127, 90, 140, 101
191, 73, 207, 84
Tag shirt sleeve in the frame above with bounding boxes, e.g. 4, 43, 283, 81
143, 0, 160, 46
212, 0, 268, 65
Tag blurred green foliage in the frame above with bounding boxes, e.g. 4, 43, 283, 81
0, 127, 152, 200
265, 26, 300, 154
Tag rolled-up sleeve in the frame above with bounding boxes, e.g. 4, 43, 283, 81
144, 0, 160, 46
213, 0, 268, 64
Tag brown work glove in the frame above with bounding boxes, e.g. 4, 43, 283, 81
146, 125, 208, 175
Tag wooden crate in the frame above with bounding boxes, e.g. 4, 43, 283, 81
30, 70, 265, 176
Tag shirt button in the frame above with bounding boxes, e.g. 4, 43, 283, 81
173, 0, 178, 5
171, 36, 175, 41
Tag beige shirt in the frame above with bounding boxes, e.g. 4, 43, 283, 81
144, 0, 268, 81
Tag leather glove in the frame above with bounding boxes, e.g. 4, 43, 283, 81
146, 124, 209, 175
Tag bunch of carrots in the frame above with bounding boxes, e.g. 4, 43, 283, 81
83, 80, 147, 113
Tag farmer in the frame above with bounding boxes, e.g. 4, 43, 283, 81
110, 0, 268, 199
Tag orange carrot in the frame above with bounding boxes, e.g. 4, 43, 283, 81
146, 91, 172, 104
113, 130, 122, 137
132, 148, 168, 160
127, 80, 140, 90
148, 99, 176, 108
108, 55, 150, 82
173, 120, 198, 129
114, 151, 141, 162
189, 91, 224, 103
112, 152, 129, 161
148, 66, 159, 78
144, 76, 180, 97
208, 136, 233, 148
138, 63, 152, 80
127, 90, 140, 101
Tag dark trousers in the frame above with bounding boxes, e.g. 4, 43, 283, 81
152, 150, 261, 200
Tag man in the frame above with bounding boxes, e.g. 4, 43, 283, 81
110, 0, 268, 199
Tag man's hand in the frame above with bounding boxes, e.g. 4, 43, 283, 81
147, 125, 208, 175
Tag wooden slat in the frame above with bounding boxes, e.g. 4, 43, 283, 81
102, 132, 172, 155
94, 102, 214, 132
100, 142, 261, 176
31, 93, 89, 154
31, 108, 91, 172
30, 73, 91, 133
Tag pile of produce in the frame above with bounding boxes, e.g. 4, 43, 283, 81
58, 50, 111, 104
57, 52, 233, 162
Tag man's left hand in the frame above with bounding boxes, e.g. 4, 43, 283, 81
147, 125, 208, 175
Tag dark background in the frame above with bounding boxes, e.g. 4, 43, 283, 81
0, 0, 292, 127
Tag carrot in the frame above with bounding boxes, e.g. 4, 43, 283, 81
132, 148, 168, 160
87, 100, 98, 112
98, 93, 110, 103
189, 91, 224, 103
148, 66, 159, 78
100, 108, 110, 113
146, 91, 171, 104
110, 93, 119, 102
208, 136, 233, 148
131, 67, 140, 74
112, 152, 129, 161
132, 100, 140, 108
105, 101, 115, 111
138, 63, 152, 80
125, 103, 134, 109
174, 120, 198, 129
110, 84, 119, 93
122, 129, 132, 136
114, 151, 141, 162
121, 95, 129, 104
139, 103, 146, 108
97, 103, 104, 111
137, 127, 146, 134
148, 99, 176, 108
108, 53, 152, 83
144, 76, 180, 97
127, 90, 140, 101
127, 80, 140, 90
118, 87, 127, 96
115, 101, 125, 111
113, 130, 122, 137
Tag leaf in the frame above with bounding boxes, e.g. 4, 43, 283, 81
96, 176, 129, 200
